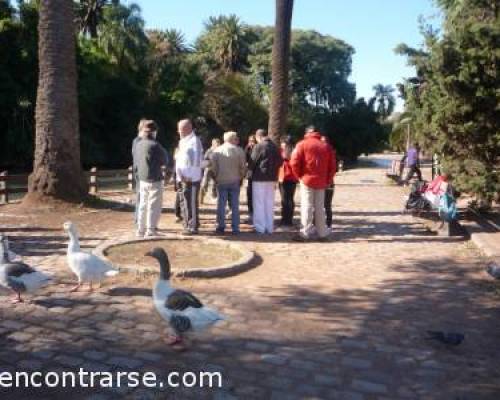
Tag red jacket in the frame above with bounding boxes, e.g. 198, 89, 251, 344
290, 132, 336, 189
278, 149, 298, 183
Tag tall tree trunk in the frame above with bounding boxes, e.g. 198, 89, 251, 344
268, 0, 294, 143
25, 0, 87, 204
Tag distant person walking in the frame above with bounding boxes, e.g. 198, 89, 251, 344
278, 136, 298, 228
403, 144, 422, 184
245, 134, 257, 223
291, 126, 336, 241
249, 129, 282, 234
133, 120, 170, 237
211, 131, 247, 234
200, 138, 221, 204
175, 119, 204, 235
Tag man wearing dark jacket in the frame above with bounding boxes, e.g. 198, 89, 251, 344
249, 129, 282, 234
133, 120, 170, 237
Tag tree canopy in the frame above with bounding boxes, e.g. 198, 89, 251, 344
0, 0, 389, 171
396, 0, 499, 203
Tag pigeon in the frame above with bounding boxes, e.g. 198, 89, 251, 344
426, 331, 464, 346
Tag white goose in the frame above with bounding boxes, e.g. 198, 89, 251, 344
63, 221, 119, 292
145, 247, 224, 347
0, 234, 52, 303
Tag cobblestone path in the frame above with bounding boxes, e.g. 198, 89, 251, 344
1, 157, 499, 399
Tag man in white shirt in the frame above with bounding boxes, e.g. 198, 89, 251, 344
175, 119, 204, 234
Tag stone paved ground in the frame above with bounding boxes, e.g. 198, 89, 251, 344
1, 156, 499, 400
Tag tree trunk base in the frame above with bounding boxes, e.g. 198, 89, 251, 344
21, 191, 86, 211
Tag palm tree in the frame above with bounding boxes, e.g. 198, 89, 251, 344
197, 14, 249, 73
372, 83, 396, 119
98, 2, 147, 70
147, 28, 188, 60
77, 0, 119, 38
146, 28, 188, 99
25, 0, 87, 203
268, 0, 294, 143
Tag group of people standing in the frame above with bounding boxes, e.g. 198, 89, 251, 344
132, 118, 337, 242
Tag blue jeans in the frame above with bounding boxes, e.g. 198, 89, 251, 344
216, 182, 240, 232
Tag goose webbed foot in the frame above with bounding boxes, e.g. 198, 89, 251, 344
167, 335, 187, 351
10, 292, 23, 304
167, 335, 183, 345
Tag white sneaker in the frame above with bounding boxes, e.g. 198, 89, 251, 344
136, 230, 145, 238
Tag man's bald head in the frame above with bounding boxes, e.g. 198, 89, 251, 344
178, 119, 193, 138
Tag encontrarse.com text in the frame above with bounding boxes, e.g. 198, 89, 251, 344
0, 369, 222, 389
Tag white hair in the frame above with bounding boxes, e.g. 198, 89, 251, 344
224, 131, 238, 143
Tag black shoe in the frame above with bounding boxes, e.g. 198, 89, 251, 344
292, 234, 309, 242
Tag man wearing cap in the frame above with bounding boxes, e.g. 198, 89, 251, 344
133, 120, 170, 237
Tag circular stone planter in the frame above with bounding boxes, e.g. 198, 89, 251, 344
94, 234, 256, 278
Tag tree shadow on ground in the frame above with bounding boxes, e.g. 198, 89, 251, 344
7, 234, 103, 256
0, 255, 499, 399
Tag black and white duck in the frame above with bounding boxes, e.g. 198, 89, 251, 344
0, 234, 52, 303
145, 247, 224, 347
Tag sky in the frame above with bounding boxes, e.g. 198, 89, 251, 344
130, 0, 442, 111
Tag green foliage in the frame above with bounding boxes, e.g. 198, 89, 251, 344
1, 2, 388, 170
201, 73, 268, 138
0, 0, 38, 169
397, 0, 499, 203
195, 14, 251, 74
317, 98, 387, 160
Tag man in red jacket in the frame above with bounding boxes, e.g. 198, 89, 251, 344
290, 126, 336, 241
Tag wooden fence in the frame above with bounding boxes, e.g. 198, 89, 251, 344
0, 166, 171, 204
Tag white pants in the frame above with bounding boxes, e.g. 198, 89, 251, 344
300, 183, 329, 238
137, 180, 164, 233
252, 181, 276, 233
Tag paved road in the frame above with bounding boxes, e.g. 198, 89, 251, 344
1, 156, 499, 399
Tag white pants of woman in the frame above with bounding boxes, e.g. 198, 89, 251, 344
252, 181, 276, 233
137, 180, 164, 235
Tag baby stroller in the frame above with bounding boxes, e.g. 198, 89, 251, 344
404, 180, 431, 213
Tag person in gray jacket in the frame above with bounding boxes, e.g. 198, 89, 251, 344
133, 120, 170, 237
211, 131, 247, 234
